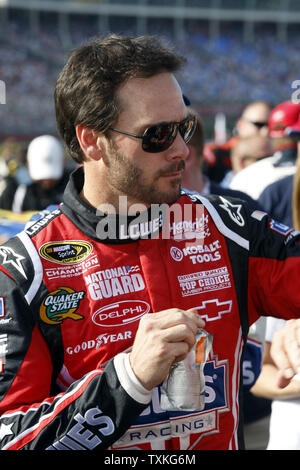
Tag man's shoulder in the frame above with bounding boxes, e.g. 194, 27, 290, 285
0, 232, 38, 291
180, 188, 252, 250
181, 187, 252, 206
209, 181, 259, 211
0, 206, 67, 300
24, 205, 63, 238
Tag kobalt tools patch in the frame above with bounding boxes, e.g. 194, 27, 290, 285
39, 241, 93, 264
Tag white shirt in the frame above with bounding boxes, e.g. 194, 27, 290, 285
265, 317, 300, 450
229, 152, 296, 200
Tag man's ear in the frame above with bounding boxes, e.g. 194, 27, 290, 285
186, 144, 197, 169
235, 118, 243, 135
76, 124, 103, 161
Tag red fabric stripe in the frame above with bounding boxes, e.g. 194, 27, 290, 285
1, 394, 61, 416
5, 369, 101, 450
0, 265, 14, 280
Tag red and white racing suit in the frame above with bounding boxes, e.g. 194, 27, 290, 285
0, 167, 300, 451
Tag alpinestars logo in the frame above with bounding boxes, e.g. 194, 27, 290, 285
0, 422, 14, 441
219, 197, 244, 227
0, 246, 27, 278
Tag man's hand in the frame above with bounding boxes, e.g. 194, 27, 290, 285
270, 319, 300, 388
129, 308, 205, 390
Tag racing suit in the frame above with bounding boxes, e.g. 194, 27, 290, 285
0, 166, 300, 451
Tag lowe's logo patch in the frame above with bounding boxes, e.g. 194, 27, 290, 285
40, 287, 85, 324
112, 355, 228, 448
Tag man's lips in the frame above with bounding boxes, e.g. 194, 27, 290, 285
160, 170, 183, 177
159, 160, 186, 178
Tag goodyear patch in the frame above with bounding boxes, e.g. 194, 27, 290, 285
40, 287, 85, 324
39, 241, 92, 265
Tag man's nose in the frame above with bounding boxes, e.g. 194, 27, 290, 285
165, 132, 189, 161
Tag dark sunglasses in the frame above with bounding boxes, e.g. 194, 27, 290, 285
109, 115, 197, 153
245, 118, 269, 129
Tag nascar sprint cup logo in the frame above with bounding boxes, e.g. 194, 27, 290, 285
39, 241, 92, 264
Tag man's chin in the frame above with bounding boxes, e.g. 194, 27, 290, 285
151, 186, 182, 205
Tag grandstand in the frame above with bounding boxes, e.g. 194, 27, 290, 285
0, 0, 300, 139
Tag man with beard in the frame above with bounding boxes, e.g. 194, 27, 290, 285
0, 34, 300, 452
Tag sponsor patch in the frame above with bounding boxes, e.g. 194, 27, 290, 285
169, 215, 210, 241
45, 254, 100, 280
66, 331, 133, 355
39, 241, 93, 265
178, 267, 231, 297
0, 334, 8, 356
92, 300, 150, 327
25, 208, 60, 236
170, 246, 183, 262
0, 298, 4, 318
0, 298, 10, 325
0, 334, 7, 372
195, 298, 232, 322
172, 240, 222, 265
46, 407, 115, 450
112, 353, 228, 448
40, 287, 85, 324
84, 266, 145, 300
269, 219, 293, 236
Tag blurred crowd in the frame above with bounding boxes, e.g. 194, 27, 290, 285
1, 16, 300, 134
1, 13, 300, 451
179, 31, 300, 106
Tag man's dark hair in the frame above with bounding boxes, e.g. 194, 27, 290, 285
54, 34, 186, 163
187, 107, 205, 160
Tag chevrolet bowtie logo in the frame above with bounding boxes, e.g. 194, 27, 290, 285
195, 299, 232, 321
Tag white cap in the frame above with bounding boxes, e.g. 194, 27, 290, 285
27, 135, 64, 181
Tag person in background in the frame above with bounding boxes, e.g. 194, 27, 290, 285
220, 135, 273, 188
182, 109, 271, 451
0, 137, 24, 209
251, 145, 300, 450
182, 109, 260, 210
257, 119, 300, 228
234, 101, 271, 139
230, 101, 300, 199
0, 135, 70, 212
202, 100, 271, 184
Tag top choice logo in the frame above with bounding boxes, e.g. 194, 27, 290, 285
92, 300, 150, 327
